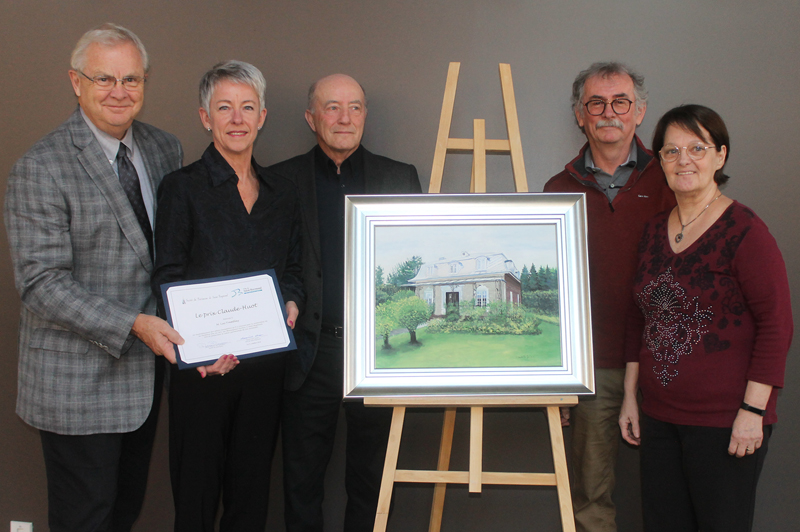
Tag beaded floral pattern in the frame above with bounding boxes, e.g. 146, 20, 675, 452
637, 268, 713, 386
628, 202, 791, 426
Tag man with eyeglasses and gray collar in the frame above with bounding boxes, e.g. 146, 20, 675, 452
543, 62, 675, 532
4, 23, 183, 532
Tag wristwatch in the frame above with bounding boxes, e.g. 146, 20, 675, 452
740, 401, 766, 416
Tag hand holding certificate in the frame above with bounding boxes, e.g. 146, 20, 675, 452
160, 270, 296, 369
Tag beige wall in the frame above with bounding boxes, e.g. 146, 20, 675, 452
2, 1, 799, 530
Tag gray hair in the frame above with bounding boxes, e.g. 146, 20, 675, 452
199, 60, 267, 113
71, 23, 149, 73
571, 61, 647, 123
307, 81, 319, 111
306, 75, 368, 113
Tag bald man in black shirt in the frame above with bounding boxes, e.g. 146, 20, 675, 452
269, 74, 421, 532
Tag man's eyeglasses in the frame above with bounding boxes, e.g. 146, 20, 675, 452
79, 71, 146, 90
659, 142, 717, 163
584, 98, 633, 116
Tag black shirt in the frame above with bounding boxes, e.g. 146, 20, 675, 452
314, 144, 365, 325
152, 143, 304, 312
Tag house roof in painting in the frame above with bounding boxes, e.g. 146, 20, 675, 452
408, 252, 520, 285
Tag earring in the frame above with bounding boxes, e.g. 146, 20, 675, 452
258, 126, 262, 130
207, 128, 211, 132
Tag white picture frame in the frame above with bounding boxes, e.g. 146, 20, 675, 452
344, 193, 594, 397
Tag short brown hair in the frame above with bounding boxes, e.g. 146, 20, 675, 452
652, 104, 730, 185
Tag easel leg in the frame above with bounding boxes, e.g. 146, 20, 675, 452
429, 62, 461, 193
498, 63, 528, 192
471, 119, 486, 193
547, 406, 576, 532
428, 407, 456, 532
469, 406, 484, 493
374, 406, 406, 532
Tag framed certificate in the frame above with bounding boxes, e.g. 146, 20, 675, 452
160, 270, 296, 369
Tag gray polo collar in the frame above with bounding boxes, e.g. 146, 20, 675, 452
585, 139, 638, 174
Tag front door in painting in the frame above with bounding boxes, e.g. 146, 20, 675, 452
446, 292, 460, 316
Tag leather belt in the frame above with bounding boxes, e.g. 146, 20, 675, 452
321, 323, 344, 339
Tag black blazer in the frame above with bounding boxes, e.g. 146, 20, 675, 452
268, 146, 421, 390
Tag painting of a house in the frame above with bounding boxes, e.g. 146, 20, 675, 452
407, 251, 521, 316
344, 194, 594, 397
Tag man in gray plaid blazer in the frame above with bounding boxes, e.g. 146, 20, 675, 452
4, 24, 183, 532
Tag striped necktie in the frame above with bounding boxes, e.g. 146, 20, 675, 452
116, 142, 153, 261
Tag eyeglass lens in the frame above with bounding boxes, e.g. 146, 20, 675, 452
585, 99, 632, 116
84, 73, 144, 89
660, 143, 713, 162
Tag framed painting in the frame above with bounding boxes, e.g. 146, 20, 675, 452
344, 193, 593, 397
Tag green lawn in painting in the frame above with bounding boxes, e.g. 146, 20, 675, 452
375, 322, 561, 369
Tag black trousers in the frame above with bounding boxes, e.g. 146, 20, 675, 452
281, 330, 393, 532
640, 414, 771, 532
168, 353, 285, 532
39, 360, 163, 532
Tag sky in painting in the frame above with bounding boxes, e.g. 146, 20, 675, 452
374, 223, 558, 275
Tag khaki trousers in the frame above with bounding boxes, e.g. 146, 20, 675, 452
570, 368, 626, 532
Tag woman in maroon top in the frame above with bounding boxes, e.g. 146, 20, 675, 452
618, 105, 792, 532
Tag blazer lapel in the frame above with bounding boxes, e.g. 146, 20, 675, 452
363, 148, 377, 193
133, 122, 167, 199
299, 149, 322, 264
70, 111, 153, 271
362, 147, 386, 194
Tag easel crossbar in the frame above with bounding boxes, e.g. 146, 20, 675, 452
394, 470, 557, 486
447, 138, 512, 153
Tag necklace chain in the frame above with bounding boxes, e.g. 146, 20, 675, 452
675, 194, 722, 243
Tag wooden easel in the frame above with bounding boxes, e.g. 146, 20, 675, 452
368, 395, 578, 532
369, 63, 577, 532
429, 62, 529, 194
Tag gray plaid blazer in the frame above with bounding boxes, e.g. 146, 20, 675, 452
4, 108, 183, 435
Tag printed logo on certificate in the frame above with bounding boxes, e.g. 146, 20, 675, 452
160, 270, 297, 369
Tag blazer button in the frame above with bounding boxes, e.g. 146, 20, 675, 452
317, 270, 322, 278
313, 312, 320, 320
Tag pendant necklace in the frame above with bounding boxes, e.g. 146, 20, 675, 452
675, 193, 722, 243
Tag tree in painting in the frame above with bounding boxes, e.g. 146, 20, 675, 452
375, 300, 397, 350
520, 262, 559, 315
387, 256, 423, 287
394, 295, 431, 345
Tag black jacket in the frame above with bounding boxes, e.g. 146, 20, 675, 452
268, 146, 421, 390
